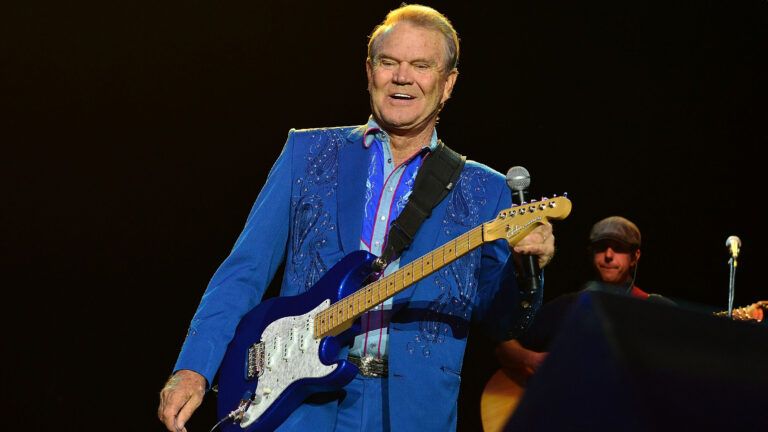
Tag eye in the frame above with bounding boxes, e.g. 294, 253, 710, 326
413, 62, 431, 70
379, 58, 397, 68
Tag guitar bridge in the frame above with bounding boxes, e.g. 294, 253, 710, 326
247, 342, 265, 379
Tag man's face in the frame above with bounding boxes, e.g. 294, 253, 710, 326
591, 240, 640, 284
366, 22, 457, 134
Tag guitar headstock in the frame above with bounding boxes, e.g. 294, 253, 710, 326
483, 195, 572, 245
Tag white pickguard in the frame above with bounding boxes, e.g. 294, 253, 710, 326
240, 300, 337, 427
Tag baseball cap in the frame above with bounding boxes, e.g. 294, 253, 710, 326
589, 216, 641, 248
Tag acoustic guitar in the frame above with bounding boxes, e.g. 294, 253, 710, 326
479, 300, 767, 432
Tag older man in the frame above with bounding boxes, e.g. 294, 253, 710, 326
159, 5, 555, 431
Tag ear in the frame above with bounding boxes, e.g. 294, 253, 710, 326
631, 249, 641, 266
441, 69, 458, 104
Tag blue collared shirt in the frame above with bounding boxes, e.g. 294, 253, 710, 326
350, 118, 438, 359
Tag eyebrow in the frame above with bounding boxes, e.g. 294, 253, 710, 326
375, 53, 438, 66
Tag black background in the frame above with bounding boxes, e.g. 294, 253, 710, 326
3, 0, 766, 430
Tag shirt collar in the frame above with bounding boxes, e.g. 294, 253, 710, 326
363, 116, 439, 152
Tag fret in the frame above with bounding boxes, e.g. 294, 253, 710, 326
423, 254, 434, 274
432, 246, 445, 271
445, 239, 456, 262
455, 233, 467, 255
412, 257, 424, 280
377, 276, 387, 297
371, 281, 380, 304
402, 263, 414, 287
393, 269, 403, 293
465, 230, 473, 253
368, 282, 376, 303
365, 286, 373, 308
378, 279, 387, 303
373, 282, 380, 304
381, 275, 396, 296
470, 227, 483, 249
318, 313, 327, 335
346, 297, 355, 317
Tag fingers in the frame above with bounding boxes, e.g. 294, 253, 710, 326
159, 386, 189, 431
176, 391, 203, 431
158, 371, 206, 432
513, 223, 555, 268
159, 389, 184, 431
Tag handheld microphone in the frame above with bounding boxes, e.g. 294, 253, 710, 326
726, 235, 741, 260
505, 166, 541, 289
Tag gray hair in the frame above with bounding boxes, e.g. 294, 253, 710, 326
367, 4, 460, 73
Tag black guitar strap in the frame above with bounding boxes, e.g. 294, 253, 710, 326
380, 140, 466, 266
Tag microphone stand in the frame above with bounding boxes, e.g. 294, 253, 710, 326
727, 255, 737, 318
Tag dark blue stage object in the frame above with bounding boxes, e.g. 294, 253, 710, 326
505, 291, 768, 431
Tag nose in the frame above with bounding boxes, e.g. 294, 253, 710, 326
392, 62, 413, 85
604, 247, 615, 260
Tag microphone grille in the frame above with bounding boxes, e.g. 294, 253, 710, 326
506, 166, 531, 191
725, 235, 741, 248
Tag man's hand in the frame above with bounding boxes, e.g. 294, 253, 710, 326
158, 369, 207, 432
495, 339, 548, 374
513, 223, 555, 269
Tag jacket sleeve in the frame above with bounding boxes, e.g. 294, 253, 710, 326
472, 180, 544, 343
173, 130, 296, 386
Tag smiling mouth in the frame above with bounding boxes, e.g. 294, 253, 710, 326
390, 93, 415, 100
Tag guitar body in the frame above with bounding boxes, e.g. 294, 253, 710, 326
216, 250, 376, 431
480, 367, 530, 432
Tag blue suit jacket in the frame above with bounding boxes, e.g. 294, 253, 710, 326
175, 125, 542, 431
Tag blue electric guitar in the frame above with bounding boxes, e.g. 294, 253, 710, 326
215, 196, 572, 431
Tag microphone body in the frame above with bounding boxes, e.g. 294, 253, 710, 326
505, 166, 541, 289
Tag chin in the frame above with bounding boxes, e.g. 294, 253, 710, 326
599, 273, 623, 284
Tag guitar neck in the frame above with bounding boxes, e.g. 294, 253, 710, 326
314, 225, 484, 338
313, 196, 571, 338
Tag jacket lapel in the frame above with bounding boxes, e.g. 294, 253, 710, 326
337, 126, 369, 255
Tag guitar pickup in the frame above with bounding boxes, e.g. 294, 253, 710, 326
282, 329, 296, 360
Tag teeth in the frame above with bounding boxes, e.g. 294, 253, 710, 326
392, 94, 414, 99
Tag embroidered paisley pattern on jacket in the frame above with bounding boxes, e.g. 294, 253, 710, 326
408, 167, 490, 357
288, 129, 344, 291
